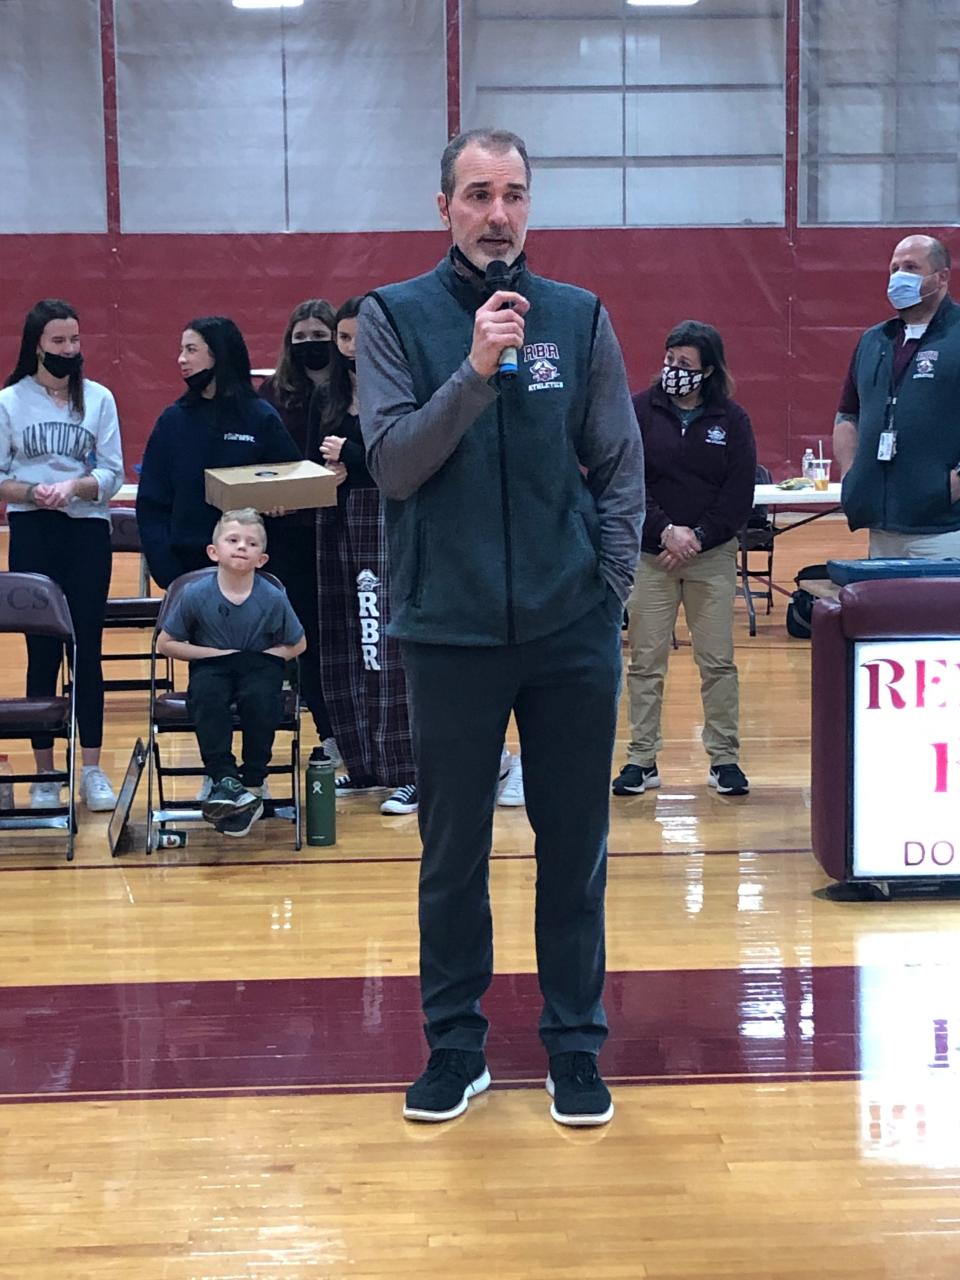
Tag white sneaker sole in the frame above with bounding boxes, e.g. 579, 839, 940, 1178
545, 1074, 614, 1127
403, 1068, 491, 1123
497, 790, 525, 807
707, 773, 749, 796
218, 801, 265, 838
612, 773, 660, 795
381, 801, 418, 815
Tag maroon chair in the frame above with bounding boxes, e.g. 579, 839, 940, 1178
145, 568, 302, 852
811, 576, 960, 887
0, 572, 78, 860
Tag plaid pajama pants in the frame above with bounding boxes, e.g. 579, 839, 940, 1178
316, 487, 415, 787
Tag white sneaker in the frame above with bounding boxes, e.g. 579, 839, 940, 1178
196, 776, 213, 802
499, 747, 513, 781
30, 779, 62, 809
498, 753, 525, 807
321, 737, 342, 767
80, 766, 117, 812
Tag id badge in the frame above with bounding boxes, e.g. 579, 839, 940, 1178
877, 431, 897, 461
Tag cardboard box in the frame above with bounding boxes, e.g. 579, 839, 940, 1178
204, 460, 339, 513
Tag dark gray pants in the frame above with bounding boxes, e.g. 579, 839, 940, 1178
401, 592, 622, 1057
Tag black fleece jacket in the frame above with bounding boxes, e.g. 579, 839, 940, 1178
633, 384, 756, 554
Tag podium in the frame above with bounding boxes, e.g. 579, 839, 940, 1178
811, 572, 960, 890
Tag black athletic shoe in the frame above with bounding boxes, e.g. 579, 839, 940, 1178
708, 763, 750, 796
334, 774, 384, 797
216, 800, 264, 838
611, 762, 661, 795
202, 776, 258, 822
403, 1049, 491, 1123
546, 1052, 614, 1127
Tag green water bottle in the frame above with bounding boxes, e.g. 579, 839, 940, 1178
306, 747, 336, 847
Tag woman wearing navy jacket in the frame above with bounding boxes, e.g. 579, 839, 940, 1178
612, 320, 756, 800
137, 315, 299, 589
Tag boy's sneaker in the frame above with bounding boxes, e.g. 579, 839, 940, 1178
381, 784, 418, 815
202, 776, 258, 822
29, 779, 63, 809
611, 762, 660, 795
320, 737, 342, 767
403, 1049, 491, 1123
80, 766, 117, 812
497, 753, 525, 807
335, 775, 382, 797
546, 1052, 614, 1127
708, 763, 750, 796
216, 800, 264, 838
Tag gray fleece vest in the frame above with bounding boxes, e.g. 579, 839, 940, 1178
371, 255, 606, 646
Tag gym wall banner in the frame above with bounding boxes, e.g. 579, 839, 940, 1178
852, 639, 960, 878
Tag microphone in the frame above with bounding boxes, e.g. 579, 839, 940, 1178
484, 259, 518, 380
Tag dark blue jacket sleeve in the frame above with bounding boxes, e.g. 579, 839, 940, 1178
136, 414, 183, 589
259, 403, 301, 462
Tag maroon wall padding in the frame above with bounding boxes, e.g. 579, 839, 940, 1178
810, 597, 849, 882
1, 223, 954, 477
838, 577, 960, 639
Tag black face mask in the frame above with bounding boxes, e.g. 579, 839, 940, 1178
41, 350, 83, 380
183, 367, 216, 393
292, 340, 332, 372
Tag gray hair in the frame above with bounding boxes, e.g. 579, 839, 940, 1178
440, 129, 531, 200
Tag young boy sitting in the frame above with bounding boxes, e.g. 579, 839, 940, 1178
157, 508, 306, 837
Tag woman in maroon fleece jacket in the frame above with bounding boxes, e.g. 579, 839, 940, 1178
612, 320, 756, 800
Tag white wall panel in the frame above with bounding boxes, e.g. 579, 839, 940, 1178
472, 90, 623, 158
626, 163, 784, 226
528, 167, 623, 228
0, 0, 106, 233
626, 90, 783, 158
625, 19, 782, 87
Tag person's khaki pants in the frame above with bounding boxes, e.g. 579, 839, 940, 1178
625, 538, 740, 767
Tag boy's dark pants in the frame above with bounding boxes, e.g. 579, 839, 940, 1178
187, 652, 285, 787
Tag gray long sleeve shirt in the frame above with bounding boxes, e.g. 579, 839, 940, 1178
358, 294, 644, 603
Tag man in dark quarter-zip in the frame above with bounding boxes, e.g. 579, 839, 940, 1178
356, 128, 644, 1128
834, 233, 960, 558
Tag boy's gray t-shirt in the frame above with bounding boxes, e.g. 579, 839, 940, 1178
162, 573, 304, 652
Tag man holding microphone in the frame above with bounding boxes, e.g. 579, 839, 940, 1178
357, 129, 643, 1127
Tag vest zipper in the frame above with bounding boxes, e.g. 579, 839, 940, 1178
496, 396, 515, 642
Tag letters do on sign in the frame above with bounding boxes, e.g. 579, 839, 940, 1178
852, 639, 960, 878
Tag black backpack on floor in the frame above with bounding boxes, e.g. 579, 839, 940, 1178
786, 564, 832, 638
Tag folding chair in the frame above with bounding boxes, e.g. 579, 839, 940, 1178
738, 464, 777, 637
144, 568, 302, 852
0, 572, 77, 860
100, 507, 169, 693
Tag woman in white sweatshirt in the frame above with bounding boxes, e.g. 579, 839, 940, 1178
0, 299, 125, 811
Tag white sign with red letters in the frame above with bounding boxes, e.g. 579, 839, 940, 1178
852, 639, 960, 877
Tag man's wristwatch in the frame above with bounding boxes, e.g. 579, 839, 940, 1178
692, 526, 706, 545
660, 523, 674, 547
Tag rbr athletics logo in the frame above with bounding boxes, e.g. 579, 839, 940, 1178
357, 569, 381, 671
522, 341, 564, 392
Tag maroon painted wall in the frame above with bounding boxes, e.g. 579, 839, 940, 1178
0, 224, 952, 479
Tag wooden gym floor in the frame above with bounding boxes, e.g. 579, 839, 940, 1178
2, 518, 960, 1280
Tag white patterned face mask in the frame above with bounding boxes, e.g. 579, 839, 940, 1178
660, 363, 703, 397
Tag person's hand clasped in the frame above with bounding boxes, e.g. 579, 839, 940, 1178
468, 290, 530, 380
32, 479, 77, 509
659, 524, 701, 571
329, 462, 348, 488
320, 435, 346, 464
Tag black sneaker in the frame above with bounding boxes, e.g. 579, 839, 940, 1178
611, 762, 660, 795
403, 1049, 491, 1123
334, 774, 384, 797
215, 799, 264, 838
708, 763, 750, 795
546, 1052, 614, 1127
202, 776, 258, 822
381, 784, 418, 815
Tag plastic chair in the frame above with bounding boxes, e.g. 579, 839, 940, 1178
0, 572, 78, 860
144, 568, 302, 852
